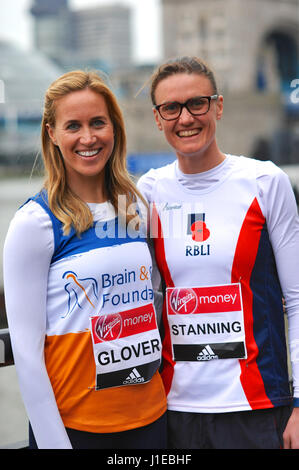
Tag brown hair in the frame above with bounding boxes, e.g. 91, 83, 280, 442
41, 69, 145, 235
150, 56, 218, 105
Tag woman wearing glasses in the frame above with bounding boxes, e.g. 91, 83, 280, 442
137, 56, 299, 449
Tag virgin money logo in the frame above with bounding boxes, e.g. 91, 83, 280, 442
94, 313, 122, 342
170, 288, 198, 314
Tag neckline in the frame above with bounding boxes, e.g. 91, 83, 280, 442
174, 154, 236, 195
86, 201, 115, 221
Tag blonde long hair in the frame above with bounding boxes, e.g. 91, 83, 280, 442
41, 70, 145, 235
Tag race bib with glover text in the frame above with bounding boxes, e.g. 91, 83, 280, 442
90, 303, 161, 389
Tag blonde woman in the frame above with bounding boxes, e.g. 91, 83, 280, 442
3, 70, 167, 449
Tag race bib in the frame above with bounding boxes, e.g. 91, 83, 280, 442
90, 303, 161, 389
166, 283, 247, 361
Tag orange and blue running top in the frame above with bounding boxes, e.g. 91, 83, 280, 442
4, 192, 166, 448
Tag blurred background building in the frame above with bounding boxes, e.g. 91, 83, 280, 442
30, 0, 132, 70
161, 0, 299, 167
163, 0, 299, 94
0, 39, 63, 166
0, 0, 298, 172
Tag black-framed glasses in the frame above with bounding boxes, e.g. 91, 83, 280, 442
154, 95, 218, 121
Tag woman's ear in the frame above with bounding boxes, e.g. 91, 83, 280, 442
46, 123, 58, 146
153, 108, 163, 131
216, 95, 224, 121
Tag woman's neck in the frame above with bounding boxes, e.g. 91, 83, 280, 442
177, 142, 226, 175
67, 174, 107, 203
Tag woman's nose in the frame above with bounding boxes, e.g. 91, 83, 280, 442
179, 105, 196, 124
79, 127, 96, 145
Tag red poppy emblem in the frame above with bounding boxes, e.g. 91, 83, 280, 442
191, 220, 210, 242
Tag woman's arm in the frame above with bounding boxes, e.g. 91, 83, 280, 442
3, 202, 72, 449
258, 165, 299, 448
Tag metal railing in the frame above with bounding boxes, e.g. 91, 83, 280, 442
0, 328, 13, 367
0, 328, 28, 449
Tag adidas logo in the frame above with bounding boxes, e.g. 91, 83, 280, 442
123, 367, 145, 385
197, 345, 218, 361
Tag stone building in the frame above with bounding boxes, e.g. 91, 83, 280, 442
161, 0, 299, 94
130, 0, 299, 165
115, 0, 299, 165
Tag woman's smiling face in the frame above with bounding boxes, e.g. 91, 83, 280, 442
47, 87, 115, 187
153, 73, 224, 170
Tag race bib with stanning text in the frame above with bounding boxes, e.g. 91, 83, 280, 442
166, 283, 247, 362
